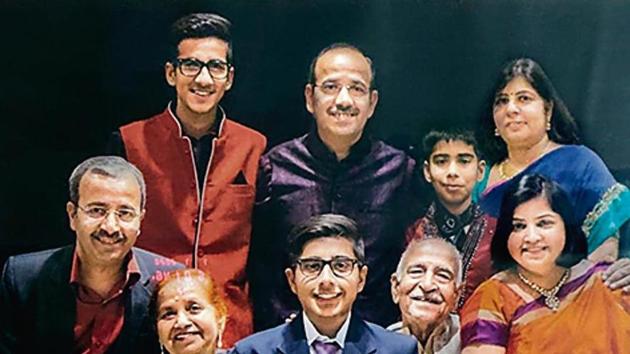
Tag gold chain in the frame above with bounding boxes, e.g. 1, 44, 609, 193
498, 160, 513, 179
517, 269, 570, 311
499, 140, 553, 180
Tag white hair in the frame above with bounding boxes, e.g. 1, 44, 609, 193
394, 238, 463, 286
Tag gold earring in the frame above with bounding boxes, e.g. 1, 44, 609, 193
546, 120, 551, 131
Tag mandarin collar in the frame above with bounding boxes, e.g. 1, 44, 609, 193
305, 128, 373, 164
168, 100, 225, 140
433, 201, 476, 237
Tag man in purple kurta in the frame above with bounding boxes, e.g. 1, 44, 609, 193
249, 43, 424, 330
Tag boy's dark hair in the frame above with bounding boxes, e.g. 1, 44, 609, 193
287, 214, 366, 266
167, 13, 233, 63
422, 129, 481, 162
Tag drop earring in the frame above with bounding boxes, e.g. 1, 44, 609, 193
217, 334, 223, 349
494, 128, 500, 136
546, 120, 551, 131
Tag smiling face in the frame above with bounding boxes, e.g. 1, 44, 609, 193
507, 196, 566, 278
305, 48, 378, 147
424, 140, 485, 215
493, 76, 552, 150
285, 237, 367, 329
67, 172, 143, 268
165, 37, 234, 123
157, 277, 225, 354
391, 240, 460, 334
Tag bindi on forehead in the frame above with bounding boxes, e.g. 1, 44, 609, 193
500, 76, 538, 94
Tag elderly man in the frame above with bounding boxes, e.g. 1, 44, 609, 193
251, 42, 423, 330
389, 238, 462, 354
108, 13, 266, 346
0, 156, 182, 353
234, 214, 418, 354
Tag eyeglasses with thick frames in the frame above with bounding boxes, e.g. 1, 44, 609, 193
76, 204, 140, 223
295, 256, 361, 278
313, 81, 370, 98
174, 58, 231, 79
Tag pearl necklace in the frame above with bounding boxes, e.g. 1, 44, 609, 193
517, 269, 570, 311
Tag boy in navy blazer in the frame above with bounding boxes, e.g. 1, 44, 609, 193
233, 214, 417, 353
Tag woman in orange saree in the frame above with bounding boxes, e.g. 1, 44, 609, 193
461, 174, 630, 354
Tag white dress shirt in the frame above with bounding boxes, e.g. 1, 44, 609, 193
303, 311, 352, 354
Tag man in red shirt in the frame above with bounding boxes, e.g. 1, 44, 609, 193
0, 156, 182, 354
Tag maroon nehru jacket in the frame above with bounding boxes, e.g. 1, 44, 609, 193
69, 251, 140, 354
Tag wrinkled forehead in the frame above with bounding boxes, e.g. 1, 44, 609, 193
314, 48, 373, 85
404, 242, 459, 273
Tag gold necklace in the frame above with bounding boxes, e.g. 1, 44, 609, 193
499, 140, 553, 180
517, 269, 570, 311
498, 159, 514, 179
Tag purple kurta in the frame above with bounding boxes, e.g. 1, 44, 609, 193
250, 132, 424, 329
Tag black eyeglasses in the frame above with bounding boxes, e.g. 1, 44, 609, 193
295, 256, 361, 278
174, 58, 231, 79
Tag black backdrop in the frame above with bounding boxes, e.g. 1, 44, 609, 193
2, 0, 629, 265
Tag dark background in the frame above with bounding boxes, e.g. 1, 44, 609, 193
2, 0, 629, 265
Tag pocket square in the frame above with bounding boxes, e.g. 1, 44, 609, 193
232, 170, 248, 185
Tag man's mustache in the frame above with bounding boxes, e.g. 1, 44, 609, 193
91, 230, 125, 242
411, 291, 443, 304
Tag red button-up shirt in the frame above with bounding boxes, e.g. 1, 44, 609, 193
69, 251, 140, 354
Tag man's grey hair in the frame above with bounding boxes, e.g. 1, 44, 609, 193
395, 238, 463, 286
68, 156, 146, 209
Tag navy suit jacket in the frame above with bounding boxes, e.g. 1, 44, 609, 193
231, 313, 418, 354
0, 245, 183, 354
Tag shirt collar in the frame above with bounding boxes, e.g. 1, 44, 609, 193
303, 311, 351, 349
432, 201, 476, 235
69, 248, 141, 288
305, 128, 373, 163
167, 101, 226, 140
